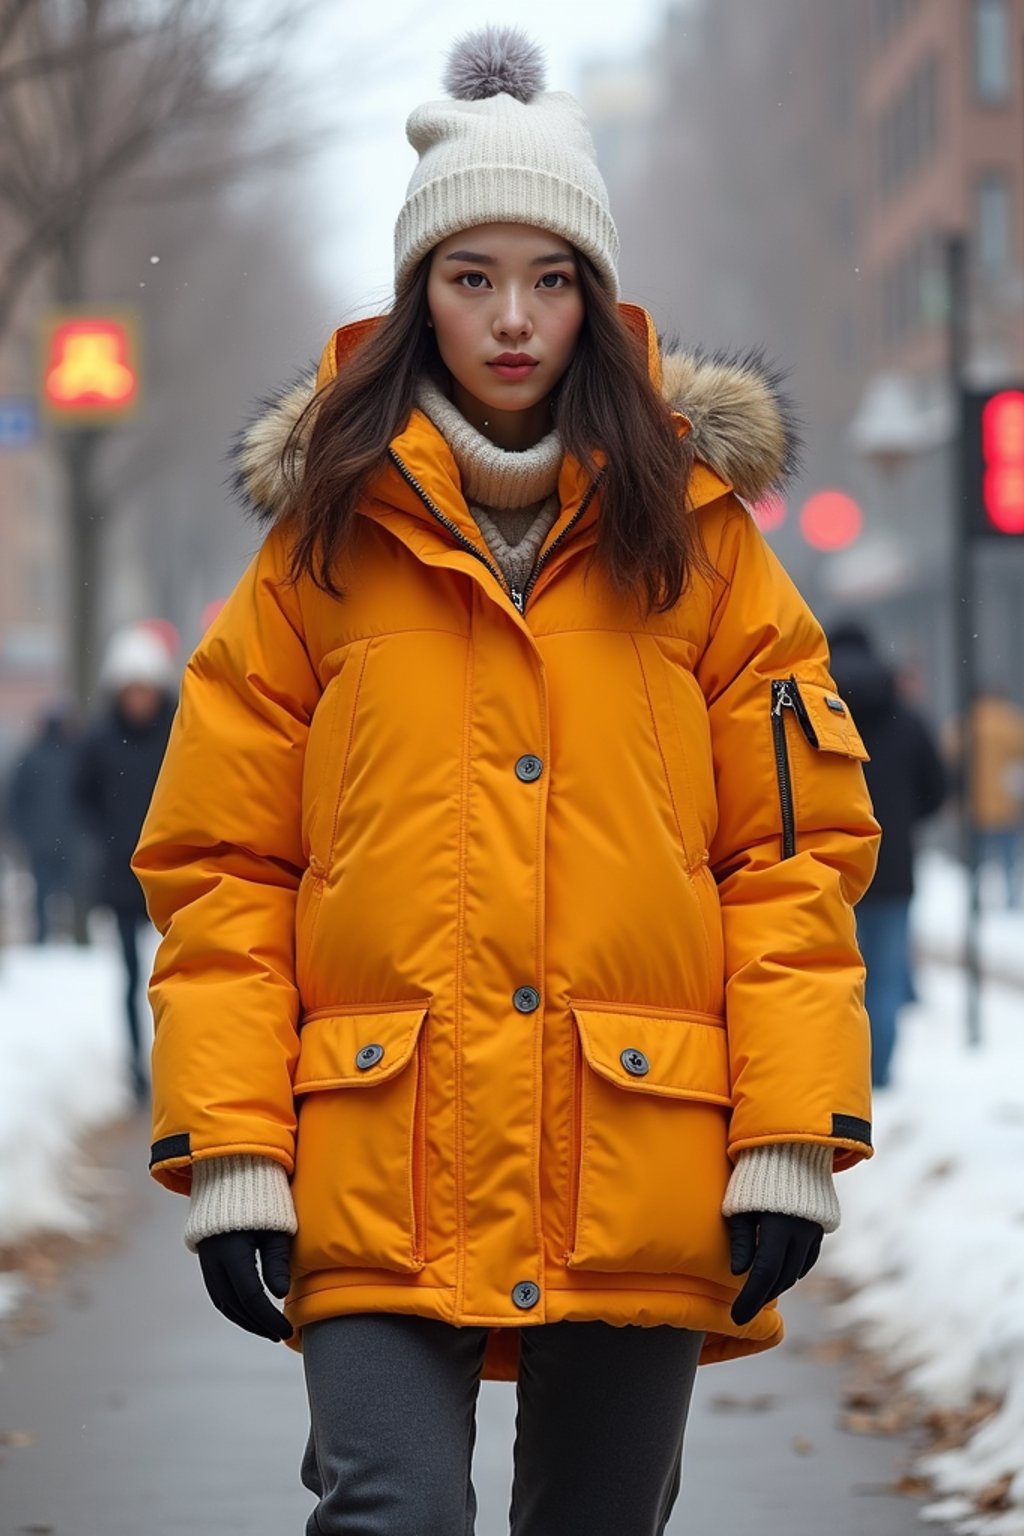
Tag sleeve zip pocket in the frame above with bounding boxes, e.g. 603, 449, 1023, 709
770, 675, 869, 859
771, 677, 819, 859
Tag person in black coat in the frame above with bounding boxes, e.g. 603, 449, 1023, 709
74, 627, 177, 1103
827, 621, 948, 1088
6, 702, 81, 942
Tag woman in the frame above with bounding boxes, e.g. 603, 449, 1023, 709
133, 26, 879, 1535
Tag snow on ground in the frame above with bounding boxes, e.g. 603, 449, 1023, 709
822, 850, 1024, 1534
0, 921, 158, 1321
913, 847, 1024, 988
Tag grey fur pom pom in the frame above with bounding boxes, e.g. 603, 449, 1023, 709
442, 25, 547, 103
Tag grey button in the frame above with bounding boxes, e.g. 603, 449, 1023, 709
515, 754, 544, 782
513, 987, 540, 1013
620, 1047, 649, 1077
512, 1281, 540, 1310
356, 1043, 385, 1071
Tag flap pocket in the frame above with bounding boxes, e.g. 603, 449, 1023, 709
564, 1001, 733, 1276
294, 1003, 428, 1093
570, 1002, 731, 1107
790, 679, 869, 761
291, 1000, 432, 1275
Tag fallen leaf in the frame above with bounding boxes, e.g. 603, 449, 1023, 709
976, 1473, 1013, 1512
1, 1431, 34, 1448
709, 1392, 779, 1413
892, 1473, 933, 1498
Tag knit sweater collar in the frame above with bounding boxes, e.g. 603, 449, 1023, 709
413, 372, 562, 511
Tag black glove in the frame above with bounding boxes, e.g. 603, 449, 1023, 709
196, 1230, 294, 1342
727, 1211, 823, 1326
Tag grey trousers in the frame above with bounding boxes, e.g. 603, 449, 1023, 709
300, 1312, 704, 1536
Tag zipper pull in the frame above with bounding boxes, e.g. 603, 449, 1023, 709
773, 677, 819, 746
772, 680, 793, 717
510, 585, 525, 614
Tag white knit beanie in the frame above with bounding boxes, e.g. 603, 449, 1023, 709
99, 624, 177, 692
394, 25, 620, 300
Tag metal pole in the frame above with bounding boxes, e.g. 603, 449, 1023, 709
946, 233, 982, 1046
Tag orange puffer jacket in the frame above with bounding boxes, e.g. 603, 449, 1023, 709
133, 302, 879, 1381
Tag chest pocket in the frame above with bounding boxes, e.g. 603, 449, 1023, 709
632, 633, 718, 870
301, 637, 374, 873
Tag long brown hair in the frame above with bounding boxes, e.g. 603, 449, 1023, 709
282, 247, 708, 618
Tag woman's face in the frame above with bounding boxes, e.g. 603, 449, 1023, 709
426, 223, 585, 450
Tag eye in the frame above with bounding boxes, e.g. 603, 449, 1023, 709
456, 272, 489, 289
539, 272, 570, 288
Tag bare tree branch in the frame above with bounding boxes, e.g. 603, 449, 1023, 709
0, 0, 346, 344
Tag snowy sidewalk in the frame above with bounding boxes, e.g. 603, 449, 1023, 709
0, 1111, 928, 1536
821, 887, 1024, 1534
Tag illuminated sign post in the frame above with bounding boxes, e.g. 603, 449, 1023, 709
41, 312, 140, 424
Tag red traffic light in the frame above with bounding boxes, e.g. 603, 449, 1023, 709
981, 391, 1024, 535
799, 490, 863, 552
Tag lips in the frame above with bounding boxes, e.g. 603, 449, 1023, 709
488, 358, 539, 380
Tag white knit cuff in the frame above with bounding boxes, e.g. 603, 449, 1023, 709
183, 1154, 297, 1254
721, 1142, 840, 1233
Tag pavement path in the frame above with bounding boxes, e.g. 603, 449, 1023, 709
0, 1112, 929, 1536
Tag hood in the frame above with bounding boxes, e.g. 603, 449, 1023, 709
232, 302, 802, 525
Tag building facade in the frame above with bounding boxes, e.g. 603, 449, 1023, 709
583, 0, 1024, 717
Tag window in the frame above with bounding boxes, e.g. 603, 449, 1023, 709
875, 0, 921, 46
976, 173, 1013, 274
878, 55, 940, 202
973, 0, 1011, 102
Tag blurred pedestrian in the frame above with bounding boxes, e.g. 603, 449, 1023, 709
132, 26, 879, 1533
75, 625, 177, 1103
5, 701, 81, 943
944, 689, 1024, 908
828, 622, 947, 1089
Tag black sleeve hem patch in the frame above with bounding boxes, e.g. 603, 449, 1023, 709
831, 1113, 872, 1147
150, 1133, 191, 1167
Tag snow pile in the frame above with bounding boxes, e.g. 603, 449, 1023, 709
912, 848, 1024, 988
822, 957, 1024, 1533
0, 937, 150, 1318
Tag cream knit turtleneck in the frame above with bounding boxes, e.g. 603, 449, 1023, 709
413, 372, 563, 594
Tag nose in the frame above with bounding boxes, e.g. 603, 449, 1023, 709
492, 287, 533, 342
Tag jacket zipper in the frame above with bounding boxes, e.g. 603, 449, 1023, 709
520, 467, 607, 612
388, 448, 509, 598
388, 448, 606, 616
770, 676, 818, 860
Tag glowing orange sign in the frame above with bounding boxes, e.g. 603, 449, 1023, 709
42, 314, 139, 420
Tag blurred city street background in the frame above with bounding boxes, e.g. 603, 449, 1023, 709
2, 0, 1024, 1532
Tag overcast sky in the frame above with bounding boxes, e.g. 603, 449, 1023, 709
299, 0, 676, 319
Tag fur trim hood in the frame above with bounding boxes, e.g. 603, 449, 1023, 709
232, 307, 801, 525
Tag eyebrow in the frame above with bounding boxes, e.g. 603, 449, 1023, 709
443, 250, 577, 267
